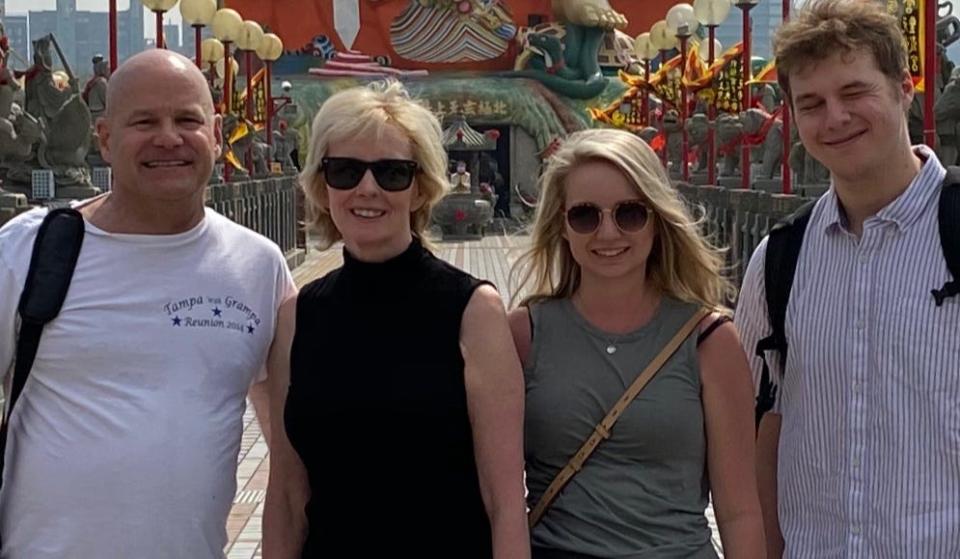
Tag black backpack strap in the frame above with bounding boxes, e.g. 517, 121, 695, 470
0, 208, 85, 490
933, 166, 960, 306
754, 201, 816, 428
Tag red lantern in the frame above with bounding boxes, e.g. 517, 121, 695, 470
485, 129, 500, 140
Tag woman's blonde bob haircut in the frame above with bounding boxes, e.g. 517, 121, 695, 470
511, 128, 735, 309
299, 80, 448, 249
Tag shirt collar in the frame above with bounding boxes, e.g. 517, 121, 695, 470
821, 145, 946, 235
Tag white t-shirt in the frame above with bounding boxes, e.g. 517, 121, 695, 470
0, 207, 296, 558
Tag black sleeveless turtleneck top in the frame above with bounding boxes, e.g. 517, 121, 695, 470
285, 237, 493, 557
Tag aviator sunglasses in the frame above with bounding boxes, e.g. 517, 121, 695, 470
321, 157, 419, 192
565, 200, 650, 235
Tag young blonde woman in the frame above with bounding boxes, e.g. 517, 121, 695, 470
263, 81, 529, 558
509, 129, 764, 558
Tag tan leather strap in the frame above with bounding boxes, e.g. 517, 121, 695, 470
528, 307, 712, 528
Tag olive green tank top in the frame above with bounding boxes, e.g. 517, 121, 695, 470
524, 297, 718, 559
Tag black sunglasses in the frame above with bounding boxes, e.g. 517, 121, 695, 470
565, 201, 650, 234
321, 157, 419, 192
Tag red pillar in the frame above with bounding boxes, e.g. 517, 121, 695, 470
265, 62, 273, 149
641, 59, 650, 127
109, 0, 118, 72
923, 0, 937, 149
194, 25, 203, 69
245, 50, 255, 176
659, 49, 670, 170
781, 0, 792, 194
223, 40, 234, 183
155, 11, 165, 49
740, 4, 753, 189
679, 32, 690, 182
707, 25, 717, 186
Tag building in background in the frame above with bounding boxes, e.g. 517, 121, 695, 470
4, 13, 27, 61
163, 23, 179, 50
26, 0, 145, 75
713, 0, 782, 60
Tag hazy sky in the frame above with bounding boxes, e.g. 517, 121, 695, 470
6, 0, 182, 38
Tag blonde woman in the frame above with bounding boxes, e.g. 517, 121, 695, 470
263, 81, 529, 558
508, 129, 763, 558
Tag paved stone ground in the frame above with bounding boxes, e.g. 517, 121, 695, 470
225, 235, 723, 558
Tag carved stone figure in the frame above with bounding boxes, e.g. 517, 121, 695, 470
936, 67, 960, 165
638, 126, 658, 145
508, 0, 627, 98
272, 120, 298, 173
83, 54, 110, 121
661, 110, 684, 176
789, 126, 829, 188
740, 107, 782, 180
0, 104, 45, 185
21, 35, 93, 189
715, 112, 742, 177
685, 112, 711, 173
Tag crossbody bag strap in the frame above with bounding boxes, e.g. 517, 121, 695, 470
528, 306, 712, 528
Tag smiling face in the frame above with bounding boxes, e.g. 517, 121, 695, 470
790, 49, 913, 185
324, 121, 424, 261
562, 159, 656, 284
97, 53, 221, 206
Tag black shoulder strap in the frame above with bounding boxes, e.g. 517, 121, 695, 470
754, 200, 816, 429
933, 166, 960, 306
0, 208, 85, 489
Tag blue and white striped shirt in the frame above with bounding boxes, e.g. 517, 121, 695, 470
735, 147, 960, 558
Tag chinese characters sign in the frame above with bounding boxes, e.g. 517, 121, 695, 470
421, 98, 510, 120
890, 0, 925, 92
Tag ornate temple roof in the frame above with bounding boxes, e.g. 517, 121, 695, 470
442, 114, 496, 151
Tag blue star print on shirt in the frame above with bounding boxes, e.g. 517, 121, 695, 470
172, 316, 182, 326
212, 307, 222, 317
247, 325, 255, 334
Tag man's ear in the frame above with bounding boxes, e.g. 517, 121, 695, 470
899, 70, 915, 108
95, 116, 112, 163
212, 113, 223, 158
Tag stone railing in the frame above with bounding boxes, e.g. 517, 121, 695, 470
1, 176, 306, 269
206, 175, 306, 269
676, 183, 816, 286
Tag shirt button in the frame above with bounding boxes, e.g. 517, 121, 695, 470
852, 524, 862, 535
859, 252, 869, 263
852, 456, 861, 468
855, 320, 866, 330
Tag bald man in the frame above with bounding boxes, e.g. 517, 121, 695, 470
0, 50, 295, 557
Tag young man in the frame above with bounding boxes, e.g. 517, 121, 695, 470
0, 50, 296, 557
735, 1, 960, 557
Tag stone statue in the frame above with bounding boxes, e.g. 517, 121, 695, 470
272, 120, 298, 173
21, 35, 93, 190
661, 110, 684, 177
936, 67, 960, 165
685, 112, 712, 174
450, 160, 471, 192
223, 115, 272, 180
758, 84, 778, 114
508, 0, 626, 98
789, 126, 829, 189
740, 107, 783, 180
638, 126, 659, 145
0, 104, 45, 184
715, 112, 742, 177
84, 54, 110, 167
83, 54, 109, 121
